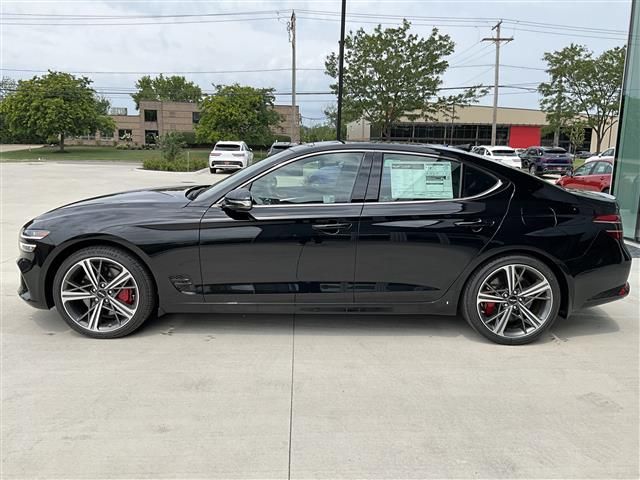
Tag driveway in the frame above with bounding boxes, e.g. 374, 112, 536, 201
0, 144, 45, 153
1, 161, 638, 479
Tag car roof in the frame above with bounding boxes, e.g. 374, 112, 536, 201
485, 146, 515, 151
215, 141, 244, 145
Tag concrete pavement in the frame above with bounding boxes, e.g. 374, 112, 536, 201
1, 162, 638, 479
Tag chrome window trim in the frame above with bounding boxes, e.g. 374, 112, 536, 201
213, 148, 505, 209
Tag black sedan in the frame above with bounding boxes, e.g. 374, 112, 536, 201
17, 142, 632, 344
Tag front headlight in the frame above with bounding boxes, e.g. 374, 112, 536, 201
19, 229, 50, 253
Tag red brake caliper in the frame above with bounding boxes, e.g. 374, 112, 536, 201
116, 288, 134, 305
482, 302, 496, 316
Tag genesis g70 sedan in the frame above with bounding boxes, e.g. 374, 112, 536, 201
18, 142, 632, 344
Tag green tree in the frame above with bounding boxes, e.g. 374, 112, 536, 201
158, 131, 185, 162
0, 71, 114, 151
300, 123, 336, 143
325, 19, 486, 139
131, 74, 203, 110
567, 121, 587, 154
538, 44, 625, 152
196, 84, 281, 145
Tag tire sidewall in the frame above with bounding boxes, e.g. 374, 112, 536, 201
462, 255, 561, 345
52, 246, 155, 339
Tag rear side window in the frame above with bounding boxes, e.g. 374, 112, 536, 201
593, 162, 613, 174
378, 153, 498, 201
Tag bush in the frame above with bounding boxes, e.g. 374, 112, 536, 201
142, 156, 208, 172
115, 143, 128, 150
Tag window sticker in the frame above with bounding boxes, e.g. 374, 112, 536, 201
388, 160, 453, 199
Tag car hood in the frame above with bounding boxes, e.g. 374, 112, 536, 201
35, 185, 205, 222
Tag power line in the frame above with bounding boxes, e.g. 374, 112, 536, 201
0, 67, 324, 75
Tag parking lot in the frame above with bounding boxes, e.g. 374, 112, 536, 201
1, 161, 638, 479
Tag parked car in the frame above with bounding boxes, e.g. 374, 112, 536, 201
209, 141, 253, 173
267, 141, 297, 157
514, 148, 526, 156
520, 146, 573, 176
574, 150, 594, 160
473, 145, 522, 169
18, 142, 631, 345
585, 147, 615, 163
556, 159, 613, 194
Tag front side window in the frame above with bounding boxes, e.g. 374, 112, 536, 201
379, 153, 498, 202
250, 152, 363, 205
573, 163, 595, 176
601, 148, 614, 157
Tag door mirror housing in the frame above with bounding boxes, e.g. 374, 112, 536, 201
222, 188, 253, 212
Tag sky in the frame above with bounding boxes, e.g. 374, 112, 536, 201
0, 0, 633, 125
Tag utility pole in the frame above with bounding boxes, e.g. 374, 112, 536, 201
482, 21, 513, 146
288, 11, 298, 143
336, 0, 347, 141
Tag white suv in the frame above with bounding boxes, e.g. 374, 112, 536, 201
474, 145, 522, 169
209, 141, 254, 173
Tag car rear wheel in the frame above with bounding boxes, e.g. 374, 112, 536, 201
529, 164, 538, 176
461, 255, 561, 345
209, 167, 216, 174
53, 246, 156, 339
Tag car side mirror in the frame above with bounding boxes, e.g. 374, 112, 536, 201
222, 188, 253, 212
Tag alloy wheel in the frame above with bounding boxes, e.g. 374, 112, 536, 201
60, 257, 139, 332
476, 264, 553, 338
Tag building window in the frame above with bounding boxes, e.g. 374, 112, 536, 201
192, 112, 201, 124
144, 109, 158, 122
145, 130, 159, 144
100, 130, 114, 140
118, 129, 133, 141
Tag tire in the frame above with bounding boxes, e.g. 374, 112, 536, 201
602, 187, 610, 194
461, 255, 561, 345
52, 246, 156, 339
529, 164, 538, 176
209, 167, 216, 174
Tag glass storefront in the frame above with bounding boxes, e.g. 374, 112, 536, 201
613, 0, 640, 241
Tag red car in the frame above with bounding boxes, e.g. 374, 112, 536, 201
556, 159, 613, 194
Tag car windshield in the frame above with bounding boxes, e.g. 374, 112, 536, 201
215, 144, 241, 151
492, 149, 516, 156
543, 148, 566, 154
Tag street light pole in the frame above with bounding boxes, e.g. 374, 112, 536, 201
336, 0, 347, 141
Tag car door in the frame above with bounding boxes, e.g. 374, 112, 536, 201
590, 161, 613, 191
354, 150, 511, 306
562, 162, 595, 190
199, 150, 369, 308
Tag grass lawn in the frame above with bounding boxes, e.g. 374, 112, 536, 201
0, 146, 211, 162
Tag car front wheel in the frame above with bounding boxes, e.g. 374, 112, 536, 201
461, 255, 561, 345
53, 246, 156, 338
529, 164, 538, 176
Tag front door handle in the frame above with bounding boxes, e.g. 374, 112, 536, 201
312, 222, 352, 234
455, 219, 495, 228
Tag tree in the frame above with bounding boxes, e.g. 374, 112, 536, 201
195, 84, 281, 146
300, 123, 336, 143
131, 74, 203, 110
325, 19, 486, 139
568, 121, 587, 154
538, 44, 625, 153
0, 71, 114, 151
437, 89, 488, 144
158, 131, 186, 162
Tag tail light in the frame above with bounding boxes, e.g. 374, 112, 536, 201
593, 214, 623, 240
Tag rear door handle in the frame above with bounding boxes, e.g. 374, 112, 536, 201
455, 219, 495, 228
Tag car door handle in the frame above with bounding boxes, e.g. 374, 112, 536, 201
454, 219, 495, 228
312, 223, 352, 234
